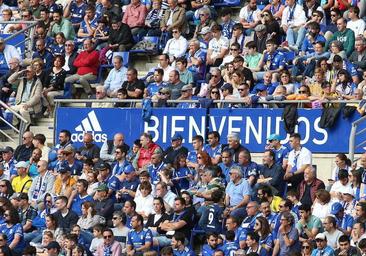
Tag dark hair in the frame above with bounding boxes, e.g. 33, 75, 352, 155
246, 41, 256, 49
64, 233, 78, 243
175, 57, 187, 66
211, 189, 223, 203
307, 21, 320, 31
153, 197, 166, 213
207, 232, 219, 239
53, 8, 63, 16
220, 7, 231, 16
133, 139, 142, 148
160, 246, 174, 254
154, 68, 164, 76
233, 56, 244, 63
299, 203, 312, 212
359, 238, 366, 249
77, 179, 88, 189
56, 196, 68, 205
173, 232, 185, 243
315, 41, 325, 47
181, 191, 193, 205
133, 214, 144, 225
125, 199, 136, 210
258, 185, 273, 197
226, 230, 235, 241
338, 169, 349, 180
113, 211, 127, 225
290, 133, 301, 140
54, 55, 65, 66
34, 134, 46, 144
102, 228, 114, 235
255, 216, 271, 238
174, 197, 186, 206
208, 131, 220, 141
86, 4, 96, 12
93, 223, 105, 232
266, 39, 277, 45
0, 180, 13, 197
231, 42, 240, 50
5, 207, 20, 224
349, 6, 360, 16
338, 234, 350, 243
60, 129, 71, 138
336, 154, 352, 167
326, 216, 337, 227
192, 135, 204, 144
246, 231, 259, 242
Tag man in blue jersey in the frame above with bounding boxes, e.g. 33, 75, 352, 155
171, 232, 195, 256
68, 179, 93, 216
64, 0, 87, 28
199, 189, 224, 233
266, 134, 289, 170
147, 153, 166, 185
202, 232, 221, 256
238, 150, 258, 186
117, 165, 139, 203
257, 39, 286, 81
110, 145, 130, 177
126, 214, 153, 254
221, 230, 239, 255
204, 131, 222, 165
219, 149, 238, 183
330, 202, 353, 236
245, 232, 267, 256
187, 135, 204, 169
76, 5, 97, 42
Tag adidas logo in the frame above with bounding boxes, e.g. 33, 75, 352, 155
71, 111, 107, 143
75, 110, 102, 132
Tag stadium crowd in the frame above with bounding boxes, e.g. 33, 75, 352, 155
0, 129, 364, 256
0, 0, 365, 255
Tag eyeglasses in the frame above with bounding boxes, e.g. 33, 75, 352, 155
230, 48, 239, 51
302, 246, 310, 249
261, 14, 269, 17
104, 235, 112, 239
299, 90, 307, 94
279, 205, 285, 208
172, 30, 179, 33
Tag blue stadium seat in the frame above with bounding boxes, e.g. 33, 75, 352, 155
212, 0, 241, 7
98, 52, 130, 81
130, 36, 159, 55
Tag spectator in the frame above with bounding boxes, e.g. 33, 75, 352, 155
206, 24, 229, 67
53, 164, 76, 198
11, 161, 32, 193
94, 183, 114, 221
0, 37, 22, 77
171, 231, 194, 255
145, 0, 164, 36
346, 6, 365, 36
52, 196, 78, 232
77, 133, 100, 163
32, 38, 53, 70
96, 228, 122, 256
176, 84, 197, 108
323, 215, 343, 249
296, 203, 322, 242
0, 207, 26, 254
108, 19, 134, 52
0, 57, 20, 103
163, 27, 188, 61
76, 5, 97, 42
104, 56, 127, 97
186, 38, 206, 81
14, 132, 34, 162
100, 133, 129, 165
160, 0, 186, 33
8, 65, 42, 128
312, 233, 335, 256
91, 86, 114, 108
349, 36, 366, 72
167, 70, 185, 100
126, 214, 153, 254
335, 234, 361, 255
326, 18, 355, 57
239, 0, 261, 35
121, 68, 145, 99
272, 212, 300, 255
64, 39, 99, 97
49, 9, 76, 40
68, 179, 93, 216
63, 40, 77, 75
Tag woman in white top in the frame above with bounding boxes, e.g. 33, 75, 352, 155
330, 153, 352, 182
312, 189, 332, 221
134, 181, 155, 220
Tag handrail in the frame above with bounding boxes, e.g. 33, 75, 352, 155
349, 115, 366, 162
0, 100, 28, 123
54, 99, 362, 104
0, 21, 38, 43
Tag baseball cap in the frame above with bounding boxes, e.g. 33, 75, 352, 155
171, 133, 183, 141
330, 202, 343, 215
341, 186, 355, 197
15, 161, 29, 169
315, 233, 326, 241
255, 84, 267, 92
10, 192, 28, 201
59, 164, 71, 174
94, 161, 110, 171
124, 165, 135, 174
61, 146, 74, 154
45, 241, 61, 250
267, 134, 281, 141
96, 183, 109, 191
0, 146, 13, 153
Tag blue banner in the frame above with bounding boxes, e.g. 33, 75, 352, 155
1, 33, 25, 56
55, 107, 364, 153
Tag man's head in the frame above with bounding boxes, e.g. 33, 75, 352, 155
246, 201, 259, 216
227, 133, 240, 149
102, 228, 114, 246
210, 67, 222, 84
207, 131, 220, 146
225, 216, 239, 231
55, 196, 68, 211
156, 182, 168, 198
175, 57, 187, 72
25, 65, 35, 80
159, 54, 169, 68
76, 179, 88, 194
221, 149, 232, 165
83, 39, 93, 52
257, 185, 273, 201
126, 68, 138, 82
206, 232, 219, 249
248, 0, 257, 10
113, 55, 123, 70
315, 233, 327, 250
265, 39, 277, 53
168, 70, 180, 84
140, 133, 152, 148
192, 135, 204, 151
338, 235, 351, 252
289, 133, 301, 149
336, 17, 347, 32
130, 214, 143, 230
114, 145, 128, 161
262, 150, 275, 165
154, 68, 164, 83
83, 133, 94, 147
211, 24, 222, 39
323, 216, 336, 232
238, 150, 251, 166
1, 146, 13, 162
31, 148, 42, 162
171, 133, 183, 149
8, 57, 20, 71
171, 232, 185, 249
174, 197, 186, 213
180, 84, 193, 99
167, 0, 177, 9
123, 200, 136, 215
37, 160, 48, 173
304, 166, 316, 183
260, 201, 271, 216
96, 86, 107, 99
299, 204, 312, 220
52, 9, 62, 24
65, 40, 74, 54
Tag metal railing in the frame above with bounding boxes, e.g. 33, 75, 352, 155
349, 114, 366, 162
0, 100, 29, 145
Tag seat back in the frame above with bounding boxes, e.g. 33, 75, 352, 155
113, 52, 130, 67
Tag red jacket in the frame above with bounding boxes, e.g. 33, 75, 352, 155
298, 178, 325, 203
73, 50, 100, 76
137, 142, 160, 168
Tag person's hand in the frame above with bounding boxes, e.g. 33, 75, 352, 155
1, 87, 9, 92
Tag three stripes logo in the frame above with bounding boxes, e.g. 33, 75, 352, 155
71, 111, 108, 142
75, 110, 102, 132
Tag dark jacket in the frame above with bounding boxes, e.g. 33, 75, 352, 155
298, 178, 325, 203
282, 104, 298, 134
319, 106, 341, 128
66, 51, 78, 75
349, 50, 366, 70
44, 68, 67, 91
108, 23, 134, 46
52, 209, 78, 231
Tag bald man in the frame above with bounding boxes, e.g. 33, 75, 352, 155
28, 160, 55, 209
100, 133, 130, 164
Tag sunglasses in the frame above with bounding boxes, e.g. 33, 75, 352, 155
104, 235, 112, 239
230, 48, 239, 51
299, 90, 307, 94
302, 246, 310, 249
261, 14, 269, 17
172, 30, 179, 33
115, 151, 121, 154
211, 91, 219, 94
0, 185, 6, 187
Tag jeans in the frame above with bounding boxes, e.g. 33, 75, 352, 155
286, 27, 298, 46
295, 27, 307, 50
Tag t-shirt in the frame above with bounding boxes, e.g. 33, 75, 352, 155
127, 228, 153, 249
70, 1, 87, 24
208, 36, 229, 59
277, 226, 300, 256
